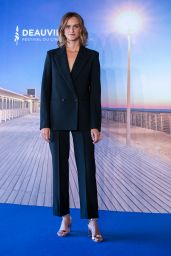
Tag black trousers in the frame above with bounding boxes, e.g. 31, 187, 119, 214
49, 130, 99, 219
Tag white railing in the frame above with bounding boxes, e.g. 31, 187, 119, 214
102, 109, 171, 135
0, 107, 30, 123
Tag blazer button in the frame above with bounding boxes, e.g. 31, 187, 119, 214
61, 98, 65, 102
74, 98, 78, 102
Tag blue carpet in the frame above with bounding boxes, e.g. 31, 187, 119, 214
0, 204, 171, 256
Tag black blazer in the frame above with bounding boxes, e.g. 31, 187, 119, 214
40, 45, 101, 132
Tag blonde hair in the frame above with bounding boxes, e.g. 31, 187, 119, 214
57, 12, 88, 47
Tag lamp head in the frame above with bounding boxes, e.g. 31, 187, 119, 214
115, 9, 143, 35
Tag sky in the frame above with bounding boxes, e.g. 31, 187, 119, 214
0, 0, 171, 109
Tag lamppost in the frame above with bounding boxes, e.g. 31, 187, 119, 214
115, 10, 143, 145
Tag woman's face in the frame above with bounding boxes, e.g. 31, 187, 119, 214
64, 16, 81, 42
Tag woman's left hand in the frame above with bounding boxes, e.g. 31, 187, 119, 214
90, 129, 102, 144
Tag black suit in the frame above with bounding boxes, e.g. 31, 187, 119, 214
40, 45, 101, 131
40, 45, 101, 218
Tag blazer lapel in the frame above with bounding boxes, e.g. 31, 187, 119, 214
54, 45, 89, 96
70, 45, 89, 80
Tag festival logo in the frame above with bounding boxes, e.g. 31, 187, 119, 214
14, 25, 58, 45
14, 26, 19, 45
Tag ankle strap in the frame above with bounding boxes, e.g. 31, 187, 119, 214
89, 218, 98, 222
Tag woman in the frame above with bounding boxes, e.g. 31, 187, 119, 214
40, 12, 103, 242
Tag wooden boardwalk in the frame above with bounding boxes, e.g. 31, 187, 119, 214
0, 113, 171, 213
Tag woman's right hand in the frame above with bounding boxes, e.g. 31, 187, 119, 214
40, 128, 50, 143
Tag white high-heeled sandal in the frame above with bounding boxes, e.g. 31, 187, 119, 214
88, 218, 103, 242
57, 215, 72, 237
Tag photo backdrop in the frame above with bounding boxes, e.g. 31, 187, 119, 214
1, 0, 171, 213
